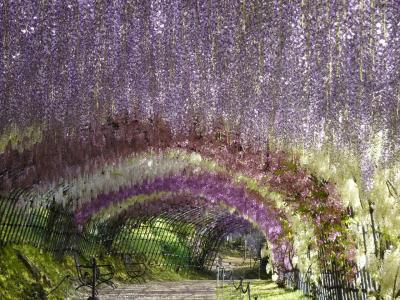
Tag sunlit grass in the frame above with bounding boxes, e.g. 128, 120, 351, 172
216, 280, 310, 300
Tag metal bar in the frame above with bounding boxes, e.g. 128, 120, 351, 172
19, 197, 35, 244
12, 201, 29, 244
2, 189, 24, 244
39, 205, 51, 248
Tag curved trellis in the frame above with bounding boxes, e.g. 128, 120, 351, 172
0, 188, 255, 272
0, 147, 358, 282
107, 205, 253, 271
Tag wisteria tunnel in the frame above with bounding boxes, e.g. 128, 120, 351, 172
1, 1, 400, 300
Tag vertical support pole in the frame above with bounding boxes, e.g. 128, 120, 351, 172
244, 239, 247, 262
217, 266, 220, 287
91, 257, 97, 300
222, 267, 225, 287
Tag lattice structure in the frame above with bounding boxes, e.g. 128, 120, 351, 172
0, 189, 254, 272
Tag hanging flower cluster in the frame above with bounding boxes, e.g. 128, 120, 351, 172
265, 151, 357, 280
1, 0, 399, 179
298, 149, 400, 297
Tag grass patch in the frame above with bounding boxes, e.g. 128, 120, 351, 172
217, 280, 310, 300
0, 244, 76, 299
143, 265, 213, 282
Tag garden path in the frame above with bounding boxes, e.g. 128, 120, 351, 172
81, 280, 217, 300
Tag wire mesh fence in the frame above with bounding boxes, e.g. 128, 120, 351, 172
284, 267, 377, 300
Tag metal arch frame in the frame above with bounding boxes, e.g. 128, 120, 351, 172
107, 202, 255, 271
195, 216, 252, 270
115, 205, 217, 268
151, 205, 235, 269
204, 220, 251, 270
0, 188, 258, 273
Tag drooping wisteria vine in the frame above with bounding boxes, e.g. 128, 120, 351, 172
1, 1, 400, 297
1, 1, 399, 175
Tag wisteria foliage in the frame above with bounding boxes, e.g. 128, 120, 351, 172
1, 1, 400, 173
